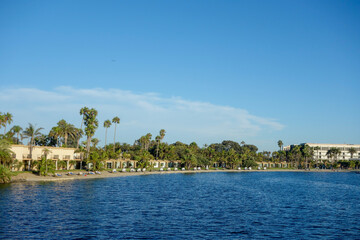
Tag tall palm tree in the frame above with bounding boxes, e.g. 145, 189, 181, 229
10, 125, 23, 144
156, 129, 166, 159
75, 128, 84, 149
277, 140, 283, 151
103, 120, 111, 148
155, 136, 161, 159
83, 108, 99, 157
2, 112, 13, 134
22, 123, 43, 169
112, 116, 120, 152
349, 147, 356, 159
78, 107, 89, 148
145, 133, 152, 150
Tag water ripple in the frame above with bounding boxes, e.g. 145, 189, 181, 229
1, 172, 360, 239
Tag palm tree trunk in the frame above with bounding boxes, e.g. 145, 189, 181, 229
156, 142, 159, 160
113, 124, 117, 152
65, 133, 68, 146
105, 128, 108, 148
77, 117, 84, 149
86, 137, 91, 159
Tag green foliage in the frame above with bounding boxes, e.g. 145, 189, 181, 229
11, 159, 23, 171
35, 134, 57, 147
0, 164, 12, 183
36, 156, 56, 176
58, 160, 67, 170
0, 139, 14, 167
87, 151, 106, 170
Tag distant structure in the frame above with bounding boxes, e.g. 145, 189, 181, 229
283, 143, 360, 161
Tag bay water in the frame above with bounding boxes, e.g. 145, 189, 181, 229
1, 172, 360, 239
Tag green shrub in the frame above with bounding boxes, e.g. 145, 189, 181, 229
0, 164, 12, 183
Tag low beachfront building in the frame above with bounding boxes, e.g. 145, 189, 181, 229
257, 161, 289, 168
10, 145, 81, 171
283, 143, 360, 162
10, 145, 183, 171
102, 159, 181, 170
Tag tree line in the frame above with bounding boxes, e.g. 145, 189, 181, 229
1, 110, 359, 183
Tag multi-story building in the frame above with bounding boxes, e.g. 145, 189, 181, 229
283, 143, 360, 162
11, 145, 81, 171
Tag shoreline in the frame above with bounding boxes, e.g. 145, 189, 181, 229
10, 169, 358, 183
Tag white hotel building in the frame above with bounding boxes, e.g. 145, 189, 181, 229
283, 143, 360, 161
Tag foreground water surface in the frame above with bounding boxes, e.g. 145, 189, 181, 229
1, 172, 360, 239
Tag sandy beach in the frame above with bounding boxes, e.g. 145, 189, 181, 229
10, 168, 354, 183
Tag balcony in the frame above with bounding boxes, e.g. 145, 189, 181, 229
22, 154, 31, 159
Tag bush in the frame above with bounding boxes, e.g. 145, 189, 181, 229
0, 164, 12, 183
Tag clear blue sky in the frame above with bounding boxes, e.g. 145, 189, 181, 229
0, 0, 359, 151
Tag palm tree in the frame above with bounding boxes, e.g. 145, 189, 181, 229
290, 145, 301, 168
103, 120, 111, 148
49, 126, 61, 147
42, 148, 52, 175
313, 146, 321, 164
2, 112, 13, 135
69, 160, 76, 169
145, 133, 152, 150
155, 136, 161, 159
326, 147, 341, 162
75, 128, 84, 149
112, 117, 120, 152
302, 144, 313, 169
277, 140, 283, 151
0, 139, 14, 168
10, 125, 23, 144
91, 138, 100, 148
56, 119, 77, 146
349, 147, 356, 159
156, 129, 166, 159
82, 108, 99, 157
77, 107, 89, 148
22, 123, 43, 169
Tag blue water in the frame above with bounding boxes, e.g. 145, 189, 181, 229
1, 172, 360, 239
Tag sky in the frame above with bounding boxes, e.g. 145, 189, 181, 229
0, 0, 359, 151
